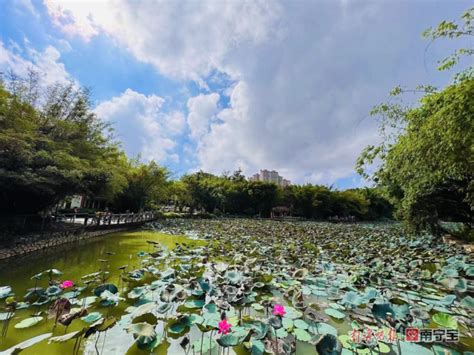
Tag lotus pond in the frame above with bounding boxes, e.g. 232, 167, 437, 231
0, 219, 472, 355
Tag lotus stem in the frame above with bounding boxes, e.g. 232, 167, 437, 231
272, 326, 279, 355
209, 330, 214, 355
200, 331, 204, 354
101, 330, 108, 354
95, 332, 101, 355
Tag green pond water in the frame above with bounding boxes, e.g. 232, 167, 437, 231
0, 230, 213, 354
0, 230, 317, 355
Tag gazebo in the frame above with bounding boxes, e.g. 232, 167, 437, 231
271, 206, 290, 218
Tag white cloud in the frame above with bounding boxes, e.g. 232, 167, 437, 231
94, 89, 183, 163
165, 111, 186, 136
43, 0, 467, 184
43, 0, 282, 80
0, 40, 71, 86
187, 93, 220, 139
43, 0, 112, 41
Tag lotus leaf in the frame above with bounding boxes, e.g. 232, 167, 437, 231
276, 327, 288, 338
3, 333, 52, 352
432, 344, 461, 355
268, 316, 282, 329
45, 285, 62, 296
81, 312, 103, 323
461, 295, 474, 309
225, 270, 244, 284
78, 296, 97, 307
192, 338, 217, 353
217, 333, 241, 347
0, 286, 12, 298
100, 290, 123, 305
293, 328, 312, 342
14, 316, 43, 329
432, 313, 458, 329
329, 302, 345, 310
43, 269, 62, 277
189, 314, 204, 324
128, 286, 146, 299
250, 339, 265, 355
316, 334, 342, 355
310, 323, 338, 336
398, 341, 434, 355
48, 331, 81, 343
372, 303, 395, 320
282, 317, 293, 330
283, 306, 303, 319
249, 321, 268, 340
127, 322, 158, 349
378, 342, 391, 353
32, 295, 50, 306
184, 298, 205, 308
341, 291, 363, 307
293, 268, 308, 280
324, 308, 345, 320
161, 268, 175, 280
0, 312, 14, 320
93, 283, 118, 296
294, 319, 309, 329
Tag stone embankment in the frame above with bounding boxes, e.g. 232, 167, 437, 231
0, 227, 131, 260
0, 212, 157, 261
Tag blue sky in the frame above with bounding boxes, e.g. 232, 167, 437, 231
0, 0, 471, 188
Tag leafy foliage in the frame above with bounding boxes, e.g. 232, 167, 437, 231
0, 72, 128, 214
357, 9, 474, 234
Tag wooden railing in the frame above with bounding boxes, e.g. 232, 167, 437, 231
56, 211, 156, 226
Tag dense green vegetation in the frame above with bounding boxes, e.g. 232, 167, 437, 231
0, 72, 128, 215
0, 72, 391, 221
173, 170, 391, 220
357, 8, 473, 236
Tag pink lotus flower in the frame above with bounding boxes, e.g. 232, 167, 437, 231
273, 304, 286, 317
218, 319, 232, 335
59, 280, 74, 289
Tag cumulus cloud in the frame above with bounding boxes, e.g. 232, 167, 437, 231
43, 0, 466, 183
0, 40, 71, 86
94, 89, 184, 163
44, 0, 281, 79
187, 93, 220, 139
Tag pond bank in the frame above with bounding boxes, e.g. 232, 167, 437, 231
0, 226, 135, 261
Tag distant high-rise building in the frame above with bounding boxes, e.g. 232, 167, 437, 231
249, 169, 291, 187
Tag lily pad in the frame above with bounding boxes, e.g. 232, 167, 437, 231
293, 328, 312, 342
127, 322, 159, 349
217, 333, 241, 347
3, 333, 52, 352
81, 312, 103, 323
324, 308, 345, 319
14, 316, 43, 329
432, 313, 458, 329
0, 286, 12, 298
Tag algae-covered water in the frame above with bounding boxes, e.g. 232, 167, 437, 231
0, 230, 207, 354
0, 220, 472, 355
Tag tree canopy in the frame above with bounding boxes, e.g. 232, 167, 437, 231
174, 171, 391, 220
357, 8, 473, 234
0, 72, 128, 214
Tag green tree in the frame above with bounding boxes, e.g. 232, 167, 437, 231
111, 160, 170, 212
357, 9, 473, 234
0, 73, 128, 214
